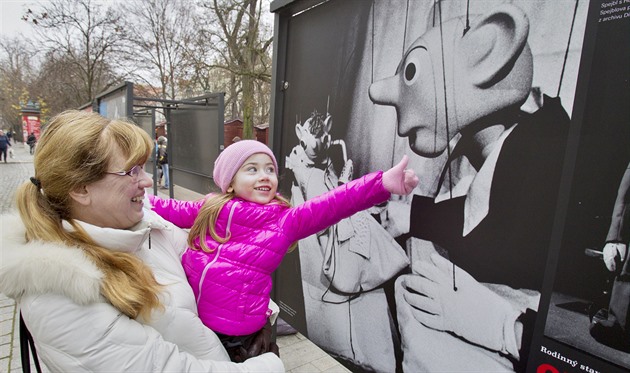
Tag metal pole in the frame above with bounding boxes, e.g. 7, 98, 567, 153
152, 109, 158, 196
165, 107, 173, 198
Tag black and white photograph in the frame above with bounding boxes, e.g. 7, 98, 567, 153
543, 3, 630, 370
272, 0, 589, 371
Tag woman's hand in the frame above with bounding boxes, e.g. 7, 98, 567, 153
399, 253, 522, 357
383, 155, 419, 195
245, 321, 279, 359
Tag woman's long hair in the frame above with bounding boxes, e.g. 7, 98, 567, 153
15, 110, 162, 320
188, 192, 294, 253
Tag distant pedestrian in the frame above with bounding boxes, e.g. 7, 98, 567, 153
157, 136, 169, 189
27, 132, 37, 155
154, 140, 163, 184
0, 130, 11, 163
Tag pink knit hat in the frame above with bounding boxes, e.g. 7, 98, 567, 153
213, 140, 279, 193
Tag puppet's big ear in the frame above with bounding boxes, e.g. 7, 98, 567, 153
462, 4, 529, 87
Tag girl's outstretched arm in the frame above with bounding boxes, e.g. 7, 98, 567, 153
282, 156, 419, 241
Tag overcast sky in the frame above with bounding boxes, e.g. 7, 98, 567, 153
0, 0, 38, 39
0, 0, 276, 41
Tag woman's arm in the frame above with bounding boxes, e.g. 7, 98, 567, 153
22, 293, 284, 372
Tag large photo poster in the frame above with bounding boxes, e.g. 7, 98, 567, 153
268, 0, 628, 372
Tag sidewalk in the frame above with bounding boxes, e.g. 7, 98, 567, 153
0, 144, 348, 372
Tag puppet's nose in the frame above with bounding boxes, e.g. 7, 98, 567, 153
369, 76, 399, 106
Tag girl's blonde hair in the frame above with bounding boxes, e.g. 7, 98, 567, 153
15, 110, 162, 320
187, 192, 296, 253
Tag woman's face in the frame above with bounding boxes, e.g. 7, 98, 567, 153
230, 153, 278, 205
76, 148, 152, 229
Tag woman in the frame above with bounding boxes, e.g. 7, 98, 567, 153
0, 110, 283, 372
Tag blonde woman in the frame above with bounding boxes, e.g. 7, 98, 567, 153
0, 110, 283, 372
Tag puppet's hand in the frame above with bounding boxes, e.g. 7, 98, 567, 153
399, 253, 522, 357
339, 159, 354, 184
383, 155, 419, 195
603, 242, 627, 272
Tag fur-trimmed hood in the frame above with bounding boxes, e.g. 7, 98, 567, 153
0, 213, 103, 305
0, 207, 169, 305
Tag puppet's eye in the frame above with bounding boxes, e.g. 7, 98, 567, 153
403, 48, 426, 86
405, 63, 416, 81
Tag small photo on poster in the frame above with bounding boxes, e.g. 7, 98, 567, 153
543, 6, 630, 371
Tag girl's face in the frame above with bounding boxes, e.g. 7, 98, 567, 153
230, 153, 278, 205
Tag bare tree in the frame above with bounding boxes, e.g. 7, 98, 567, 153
22, 0, 126, 105
120, 0, 198, 100
31, 50, 119, 115
4, 0, 274, 131
196, 0, 274, 136
0, 37, 37, 140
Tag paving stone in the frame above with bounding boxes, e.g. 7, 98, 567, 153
0, 357, 9, 373
291, 362, 321, 372
312, 355, 345, 372
0, 343, 10, 359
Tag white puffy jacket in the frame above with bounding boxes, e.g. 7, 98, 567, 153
0, 210, 284, 372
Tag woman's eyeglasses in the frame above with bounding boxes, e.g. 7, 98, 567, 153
106, 164, 145, 181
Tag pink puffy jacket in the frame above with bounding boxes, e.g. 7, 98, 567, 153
149, 171, 390, 336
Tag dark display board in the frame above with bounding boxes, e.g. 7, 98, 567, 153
270, 0, 630, 372
169, 98, 225, 195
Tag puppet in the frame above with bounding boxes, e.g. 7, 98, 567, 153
286, 109, 408, 372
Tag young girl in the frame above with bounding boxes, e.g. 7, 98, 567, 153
149, 140, 418, 361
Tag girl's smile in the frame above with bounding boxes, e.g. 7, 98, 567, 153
230, 153, 278, 205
